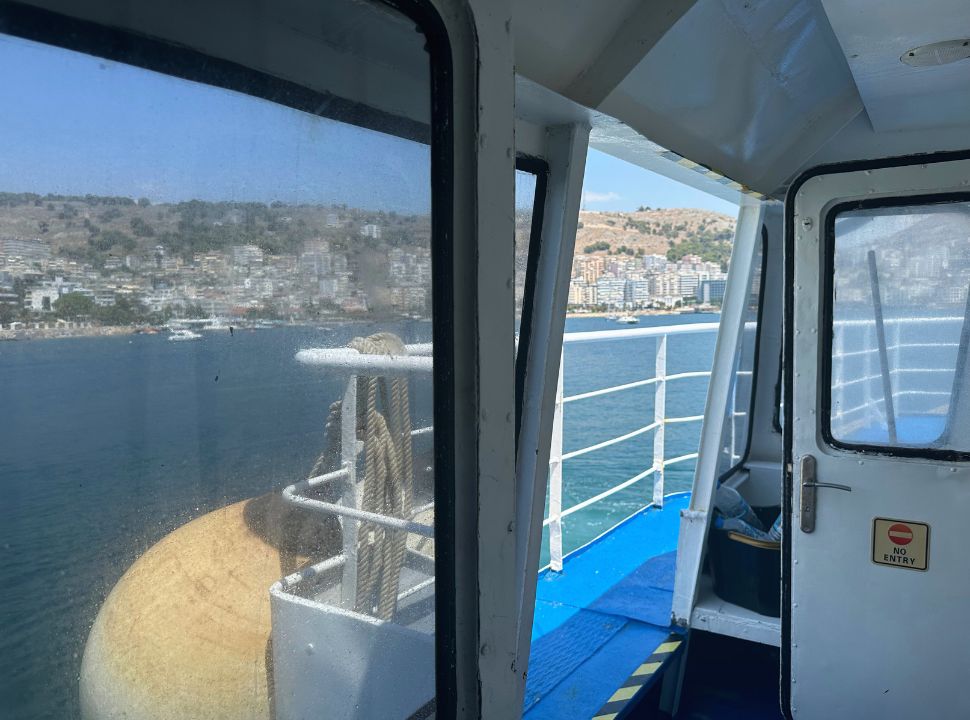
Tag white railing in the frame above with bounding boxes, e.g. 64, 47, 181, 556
831, 316, 962, 438
291, 326, 727, 577
289, 342, 434, 607
545, 322, 720, 571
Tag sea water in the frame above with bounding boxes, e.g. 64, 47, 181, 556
0, 313, 717, 719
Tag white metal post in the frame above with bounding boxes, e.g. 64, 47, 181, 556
339, 374, 359, 608
548, 352, 565, 572
670, 198, 763, 626
652, 334, 667, 508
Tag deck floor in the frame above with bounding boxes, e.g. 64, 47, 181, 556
524, 493, 689, 719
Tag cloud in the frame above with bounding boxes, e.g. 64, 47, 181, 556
582, 190, 621, 204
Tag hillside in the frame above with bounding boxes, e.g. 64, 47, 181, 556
575, 207, 735, 268
0, 192, 428, 269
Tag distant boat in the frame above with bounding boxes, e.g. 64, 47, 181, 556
615, 314, 639, 324
168, 329, 202, 342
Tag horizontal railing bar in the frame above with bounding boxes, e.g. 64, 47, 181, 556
562, 322, 720, 344
893, 368, 953, 374
545, 453, 698, 525
300, 466, 351, 491
665, 414, 705, 424
411, 501, 435, 517
277, 554, 346, 591
546, 468, 655, 524
665, 370, 712, 381
296, 347, 433, 373
893, 342, 960, 350
561, 421, 661, 460
832, 375, 881, 389
664, 452, 700, 466
282, 484, 434, 537
564, 377, 658, 403
833, 348, 879, 358
560, 413, 709, 460
563, 370, 710, 403
833, 316, 961, 327
398, 576, 435, 602
834, 343, 959, 360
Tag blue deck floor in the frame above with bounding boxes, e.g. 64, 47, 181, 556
524, 492, 689, 719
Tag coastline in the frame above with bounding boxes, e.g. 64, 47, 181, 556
1, 309, 721, 341
0, 314, 428, 342
566, 308, 719, 319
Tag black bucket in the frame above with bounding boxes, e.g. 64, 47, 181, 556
707, 505, 781, 618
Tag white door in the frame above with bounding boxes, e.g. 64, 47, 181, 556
787, 155, 970, 719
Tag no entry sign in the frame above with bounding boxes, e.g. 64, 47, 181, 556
887, 523, 913, 546
872, 518, 929, 571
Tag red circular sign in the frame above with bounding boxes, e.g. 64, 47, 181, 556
888, 523, 913, 546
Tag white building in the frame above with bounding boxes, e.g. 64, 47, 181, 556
24, 277, 90, 313
360, 224, 382, 240
596, 277, 626, 305
232, 244, 264, 268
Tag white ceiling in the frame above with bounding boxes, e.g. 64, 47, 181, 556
514, 0, 970, 196
820, 0, 970, 133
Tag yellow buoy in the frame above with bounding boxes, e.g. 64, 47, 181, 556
79, 494, 337, 720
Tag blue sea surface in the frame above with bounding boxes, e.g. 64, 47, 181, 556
0, 313, 717, 719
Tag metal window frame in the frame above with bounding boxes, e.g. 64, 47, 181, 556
509, 124, 591, 713
716, 224, 769, 483
514, 155, 550, 447
0, 1, 433, 143
819, 191, 970, 461
0, 1, 478, 715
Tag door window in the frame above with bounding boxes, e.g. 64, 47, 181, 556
827, 198, 970, 452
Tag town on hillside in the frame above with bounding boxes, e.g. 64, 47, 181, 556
568, 208, 736, 312
0, 192, 737, 338
0, 192, 432, 337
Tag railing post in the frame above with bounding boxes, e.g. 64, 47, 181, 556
652, 334, 667, 508
548, 352, 565, 572
340, 374, 359, 608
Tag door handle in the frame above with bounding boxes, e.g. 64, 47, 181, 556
803, 481, 853, 492
800, 455, 851, 533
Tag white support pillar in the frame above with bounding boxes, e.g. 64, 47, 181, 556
671, 197, 765, 627
339, 374, 359, 609
548, 352, 565, 572
652, 335, 667, 508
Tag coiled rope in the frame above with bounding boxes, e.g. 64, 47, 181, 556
309, 332, 416, 621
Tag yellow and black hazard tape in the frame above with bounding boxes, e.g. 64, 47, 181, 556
590, 633, 684, 720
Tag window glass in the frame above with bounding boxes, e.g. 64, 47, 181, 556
0, 5, 439, 719
515, 168, 539, 331
829, 201, 970, 450
715, 235, 764, 479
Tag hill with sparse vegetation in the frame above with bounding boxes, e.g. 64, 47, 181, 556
575, 207, 736, 269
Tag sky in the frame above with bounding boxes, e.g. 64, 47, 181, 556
581, 149, 738, 216
0, 33, 737, 218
